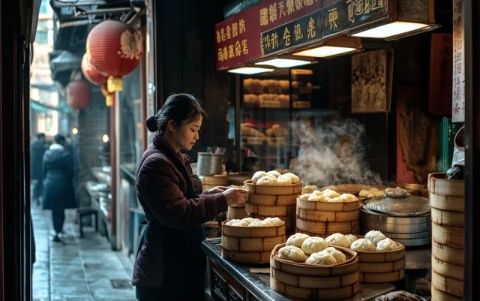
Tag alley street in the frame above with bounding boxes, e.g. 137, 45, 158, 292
32, 204, 136, 301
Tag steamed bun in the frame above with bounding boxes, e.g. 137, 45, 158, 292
345, 234, 358, 245
277, 174, 293, 185
283, 172, 300, 184
365, 230, 387, 245
306, 252, 337, 265
326, 233, 352, 248
321, 247, 347, 264
277, 245, 307, 262
256, 175, 277, 186
266, 170, 281, 178
252, 171, 267, 184
350, 238, 376, 252
376, 238, 398, 251
301, 237, 328, 255
286, 233, 310, 248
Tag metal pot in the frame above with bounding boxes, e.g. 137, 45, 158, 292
360, 188, 431, 246
197, 152, 223, 176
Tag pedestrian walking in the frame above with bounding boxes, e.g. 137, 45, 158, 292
42, 134, 77, 242
132, 93, 247, 301
30, 133, 47, 205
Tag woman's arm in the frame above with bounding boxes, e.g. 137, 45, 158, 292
138, 158, 228, 230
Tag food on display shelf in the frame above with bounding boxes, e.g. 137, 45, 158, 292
326, 233, 353, 248
286, 233, 310, 248
359, 187, 385, 198
301, 236, 328, 255
365, 230, 387, 245
251, 170, 300, 186
297, 188, 357, 202
243, 94, 259, 106
277, 245, 308, 262
240, 123, 265, 137
350, 238, 377, 252
265, 124, 288, 138
224, 216, 284, 227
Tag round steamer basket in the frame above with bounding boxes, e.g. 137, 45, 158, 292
244, 180, 302, 234
227, 204, 247, 220
270, 244, 359, 301
428, 172, 465, 299
221, 221, 286, 264
353, 240, 406, 284
296, 198, 360, 236
201, 174, 228, 191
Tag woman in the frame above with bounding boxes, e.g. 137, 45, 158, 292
42, 134, 76, 242
133, 93, 247, 301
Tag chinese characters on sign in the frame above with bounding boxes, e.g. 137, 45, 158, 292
259, 0, 316, 27
324, 0, 387, 36
216, 18, 250, 63
261, 10, 323, 55
215, 0, 389, 69
452, 0, 464, 122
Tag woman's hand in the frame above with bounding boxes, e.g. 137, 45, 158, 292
222, 187, 248, 206
205, 186, 228, 194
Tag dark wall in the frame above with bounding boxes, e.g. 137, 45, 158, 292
155, 0, 232, 159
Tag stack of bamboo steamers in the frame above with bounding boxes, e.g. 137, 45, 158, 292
428, 173, 465, 300
220, 171, 406, 300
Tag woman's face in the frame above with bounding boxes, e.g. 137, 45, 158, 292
170, 115, 203, 151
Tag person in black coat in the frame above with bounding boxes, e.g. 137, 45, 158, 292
42, 134, 77, 242
30, 133, 47, 203
132, 94, 247, 301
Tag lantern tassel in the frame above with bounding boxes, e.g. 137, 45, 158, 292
108, 76, 123, 92
106, 95, 114, 107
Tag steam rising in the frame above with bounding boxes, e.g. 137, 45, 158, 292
289, 115, 381, 187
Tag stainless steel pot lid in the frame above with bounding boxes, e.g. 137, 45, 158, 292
363, 188, 430, 217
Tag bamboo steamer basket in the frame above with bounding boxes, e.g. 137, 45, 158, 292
227, 204, 247, 220
432, 241, 464, 266
221, 221, 286, 264
245, 180, 302, 233
270, 244, 359, 300
354, 241, 405, 284
296, 198, 360, 236
431, 222, 464, 248
431, 286, 463, 301
432, 271, 463, 297
428, 172, 465, 298
244, 180, 302, 195
201, 174, 228, 191
432, 256, 464, 280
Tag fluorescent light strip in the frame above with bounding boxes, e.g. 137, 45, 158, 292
255, 58, 311, 68
293, 46, 358, 58
352, 21, 431, 38
228, 67, 274, 75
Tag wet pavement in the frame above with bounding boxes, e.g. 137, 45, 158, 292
32, 203, 136, 301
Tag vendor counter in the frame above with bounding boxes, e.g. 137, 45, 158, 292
201, 238, 432, 301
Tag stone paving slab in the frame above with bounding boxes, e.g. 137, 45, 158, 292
32, 205, 136, 301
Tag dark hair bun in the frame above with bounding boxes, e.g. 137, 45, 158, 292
146, 115, 158, 132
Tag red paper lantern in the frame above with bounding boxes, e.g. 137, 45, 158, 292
81, 53, 108, 85
86, 20, 142, 92
66, 81, 90, 110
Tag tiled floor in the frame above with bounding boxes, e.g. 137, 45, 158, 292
32, 203, 136, 301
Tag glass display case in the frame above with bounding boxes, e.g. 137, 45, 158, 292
239, 69, 313, 171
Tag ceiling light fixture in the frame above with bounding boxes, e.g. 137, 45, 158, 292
255, 58, 311, 68
228, 67, 275, 75
292, 36, 362, 58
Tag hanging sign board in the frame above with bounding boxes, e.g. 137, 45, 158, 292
215, 0, 388, 70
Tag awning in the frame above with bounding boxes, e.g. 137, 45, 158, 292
30, 99, 71, 113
